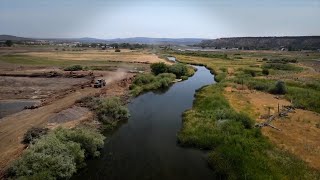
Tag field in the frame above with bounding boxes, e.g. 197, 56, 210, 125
171, 50, 320, 178
0, 46, 166, 177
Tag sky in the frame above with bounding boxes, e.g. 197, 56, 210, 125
0, 0, 320, 39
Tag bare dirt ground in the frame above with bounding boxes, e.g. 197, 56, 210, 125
0, 69, 133, 177
224, 88, 320, 170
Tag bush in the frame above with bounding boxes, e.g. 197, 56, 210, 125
130, 73, 176, 96
243, 69, 257, 77
270, 81, 287, 94
262, 63, 301, 71
262, 68, 269, 75
115, 49, 121, 52
22, 127, 49, 144
168, 63, 188, 78
150, 62, 168, 75
96, 97, 130, 122
133, 73, 156, 86
64, 65, 83, 71
9, 127, 105, 179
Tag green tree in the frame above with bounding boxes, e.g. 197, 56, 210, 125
5, 40, 13, 47
150, 62, 168, 75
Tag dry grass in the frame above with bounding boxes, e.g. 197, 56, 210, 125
224, 88, 320, 170
19, 49, 167, 63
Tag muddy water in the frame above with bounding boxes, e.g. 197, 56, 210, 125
74, 66, 216, 180
0, 100, 40, 119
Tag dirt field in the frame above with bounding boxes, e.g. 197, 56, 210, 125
224, 88, 320, 170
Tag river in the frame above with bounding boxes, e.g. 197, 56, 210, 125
73, 65, 216, 180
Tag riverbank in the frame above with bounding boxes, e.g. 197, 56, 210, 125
172, 50, 320, 178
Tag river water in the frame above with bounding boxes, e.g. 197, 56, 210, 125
74, 65, 216, 180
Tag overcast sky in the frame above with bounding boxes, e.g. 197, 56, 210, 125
1, 0, 320, 39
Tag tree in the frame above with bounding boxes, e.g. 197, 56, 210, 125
5, 40, 13, 47
150, 62, 168, 75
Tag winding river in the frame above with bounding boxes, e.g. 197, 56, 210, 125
74, 65, 216, 180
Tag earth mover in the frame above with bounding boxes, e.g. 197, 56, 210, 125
93, 79, 106, 88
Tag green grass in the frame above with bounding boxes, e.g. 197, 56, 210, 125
178, 84, 320, 179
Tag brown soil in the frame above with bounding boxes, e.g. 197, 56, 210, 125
224, 88, 320, 170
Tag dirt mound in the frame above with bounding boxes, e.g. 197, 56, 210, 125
48, 106, 90, 123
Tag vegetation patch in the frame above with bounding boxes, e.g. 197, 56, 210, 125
22, 127, 49, 144
9, 127, 105, 179
64, 65, 84, 71
77, 97, 130, 130
130, 73, 176, 96
178, 84, 320, 179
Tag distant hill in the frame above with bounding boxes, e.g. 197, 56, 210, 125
198, 36, 320, 50
0, 35, 205, 45
107, 37, 205, 45
0, 35, 32, 41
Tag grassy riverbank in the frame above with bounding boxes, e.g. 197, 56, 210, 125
178, 84, 319, 179
171, 50, 320, 178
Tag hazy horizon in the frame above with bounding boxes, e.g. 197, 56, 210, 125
1, 0, 320, 39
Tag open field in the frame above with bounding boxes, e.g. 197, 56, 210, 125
172, 50, 320, 178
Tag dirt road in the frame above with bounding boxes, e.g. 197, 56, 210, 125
0, 70, 132, 177
0, 87, 100, 175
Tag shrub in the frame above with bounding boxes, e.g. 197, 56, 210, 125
115, 49, 121, 52
9, 127, 105, 179
96, 97, 130, 122
262, 68, 269, 75
22, 127, 49, 144
150, 62, 168, 75
64, 65, 83, 71
243, 69, 256, 77
270, 81, 287, 94
262, 63, 301, 71
130, 73, 176, 96
133, 73, 156, 85
168, 63, 188, 78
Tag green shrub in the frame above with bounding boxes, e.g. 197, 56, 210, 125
243, 69, 257, 77
150, 62, 168, 75
133, 73, 156, 85
130, 73, 176, 96
262, 68, 269, 75
64, 65, 83, 71
23, 127, 49, 144
9, 127, 105, 179
168, 63, 188, 78
270, 81, 287, 95
262, 63, 301, 71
